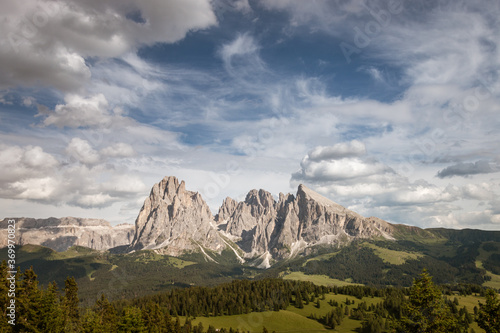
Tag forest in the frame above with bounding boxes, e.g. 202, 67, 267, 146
1, 261, 499, 333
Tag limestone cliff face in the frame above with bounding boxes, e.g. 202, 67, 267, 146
130, 176, 225, 256
218, 184, 395, 261
0, 217, 134, 251
1, 176, 396, 266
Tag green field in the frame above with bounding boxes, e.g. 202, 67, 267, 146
476, 242, 500, 289
302, 252, 340, 267
184, 292, 489, 333
188, 310, 327, 332
283, 272, 362, 287
362, 242, 424, 265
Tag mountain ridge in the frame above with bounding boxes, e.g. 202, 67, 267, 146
128, 176, 398, 266
0, 216, 133, 251
2, 176, 499, 269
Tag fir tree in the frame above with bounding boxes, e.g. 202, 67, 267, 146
477, 289, 500, 333
63, 276, 80, 332
0, 261, 13, 331
117, 306, 145, 332
39, 282, 64, 332
395, 269, 462, 333
16, 266, 42, 332
94, 293, 117, 331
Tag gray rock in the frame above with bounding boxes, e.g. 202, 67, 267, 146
130, 176, 225, 257
1, 177, 396, 266
0, 217, 134, 251
219, 183, 395, 261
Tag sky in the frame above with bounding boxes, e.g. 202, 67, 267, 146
1, 0, 499, 230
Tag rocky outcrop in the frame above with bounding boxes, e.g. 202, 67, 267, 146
1, 176, 396, 266
0, 217, 134, 252
218, 183, 395, 262
130, 176, 225, 256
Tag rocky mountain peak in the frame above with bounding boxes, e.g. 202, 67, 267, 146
215, 182, 397, 263
297, 184, 346, 213
5, 176, 397, 266
130, 176, 225, 257
244, 189, 276, 216
155, 176, 186, 201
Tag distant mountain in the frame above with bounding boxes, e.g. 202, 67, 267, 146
215, 183, 395, 266
3, 176, 499, 271
129, 176, 226, 257
0, 217, 134, 251
3, 178, 500, 302
130, 176, 400, 267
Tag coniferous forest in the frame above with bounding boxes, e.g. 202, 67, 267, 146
1, 261, 499, 333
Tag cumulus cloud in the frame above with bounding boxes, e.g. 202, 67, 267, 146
0, 0, 217, 91
11, 177, 59, 201
0, 142, 147, 209
100, 143, 135, 158
66, 138, 100, 165
0, 145, 59, 183
39, 94, 114, 128
0, 144, 62, 202
308, 140, 366, 161
292, 140, 391, 183
290, 141, 500, 228
437, 160, 498, 178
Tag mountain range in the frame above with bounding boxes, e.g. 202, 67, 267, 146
0, 176, 497, 269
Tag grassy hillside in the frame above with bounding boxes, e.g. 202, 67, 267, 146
2, 231, 499, 306
181, 290, 488, 333
283, 271, 362, 287
187, 310, 327, 332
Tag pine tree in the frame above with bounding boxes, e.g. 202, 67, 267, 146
395, 269, 462, 333
39, 282, 64, 332
295, 292, 304, 309
0, 261, 13, 332
63, 276, 80, 332
477, 289, 500, 333
117, 306, 145, 332
82, 308, 103, 333
16, 266, 42, 332
142, 301, 165, 332
94, 293, 117, 331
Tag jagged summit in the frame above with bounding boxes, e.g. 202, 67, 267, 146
127, 176, 396, 266
297, 184, 349, 213
2, 176, 397, 267
130, 176, 225, 257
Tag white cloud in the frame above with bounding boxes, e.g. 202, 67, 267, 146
0, 145, 59, 184
0, 0, 217, 91
40, 94, 113, 128
258, 0, 364, 32
101, 175, 147, 195
309, 140, 366, 161
0, 142, 152, 210
11, 177, 59, 200
66, 138, 100, 165
218, 33, 266, 80
100, 143, 135, 158
74, 193, 114, 208
290, 141, 500, 228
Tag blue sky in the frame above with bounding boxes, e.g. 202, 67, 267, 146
1, 0, 499, 230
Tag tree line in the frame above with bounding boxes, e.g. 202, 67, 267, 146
1, 262, 499, 332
